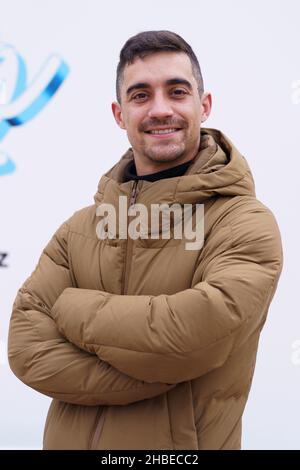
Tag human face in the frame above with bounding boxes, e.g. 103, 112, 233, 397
112, 51, 212, 175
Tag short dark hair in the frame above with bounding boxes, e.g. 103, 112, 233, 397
116, 30, 204, 103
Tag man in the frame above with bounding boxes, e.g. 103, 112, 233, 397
8, 30, 283, 450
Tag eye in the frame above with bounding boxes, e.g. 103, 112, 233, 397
132, 92, 148, 101
171, 88, 188, 97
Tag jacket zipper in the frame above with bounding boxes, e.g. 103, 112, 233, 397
89, 180, 140, 449
89, 406, 107, 450
122, 180, 140, 295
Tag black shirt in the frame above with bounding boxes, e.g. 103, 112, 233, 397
123, 159, 192, 183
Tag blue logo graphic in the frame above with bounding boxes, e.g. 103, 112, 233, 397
0, 43, 69, 176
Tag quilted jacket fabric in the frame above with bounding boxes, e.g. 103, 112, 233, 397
8, 128, 283, 449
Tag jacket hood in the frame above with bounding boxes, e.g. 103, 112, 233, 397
94, 127, 256, 206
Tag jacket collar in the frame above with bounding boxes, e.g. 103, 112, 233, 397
94, 128, 255, 207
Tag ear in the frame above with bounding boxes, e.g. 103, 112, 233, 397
111, 101, 126, 129
200, 92, 212, 123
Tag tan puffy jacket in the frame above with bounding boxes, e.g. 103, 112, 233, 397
8, 128, 283, 450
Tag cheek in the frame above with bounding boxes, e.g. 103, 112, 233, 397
175, 103, 200, 123
125, 113, 143, 133
190, 109, 202, 129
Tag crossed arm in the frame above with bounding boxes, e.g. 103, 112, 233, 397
8, 220, 176, 406
8, 201, 283, 403
50, 202, 283, 384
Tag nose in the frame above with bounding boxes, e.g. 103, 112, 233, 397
147, 91, 173, 119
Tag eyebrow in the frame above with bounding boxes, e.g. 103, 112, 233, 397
126, 77, 193, 97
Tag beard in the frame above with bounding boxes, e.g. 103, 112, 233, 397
140, 139, 187, 163
137, 118, 189, 162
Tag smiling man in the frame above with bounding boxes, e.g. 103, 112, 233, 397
112, 49, 211, 174
8, 31, 283, 450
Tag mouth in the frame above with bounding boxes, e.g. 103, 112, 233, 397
144, 128, 182, 138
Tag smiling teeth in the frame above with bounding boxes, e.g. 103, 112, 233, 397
149, 128, 178, 134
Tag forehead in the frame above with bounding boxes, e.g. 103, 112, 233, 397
122, 51, 196, 89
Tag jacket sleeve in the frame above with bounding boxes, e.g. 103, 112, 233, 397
52, 202, 283, 384
8, 219, 176, 405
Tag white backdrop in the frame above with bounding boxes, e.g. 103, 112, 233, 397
0, 0, 299, 450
